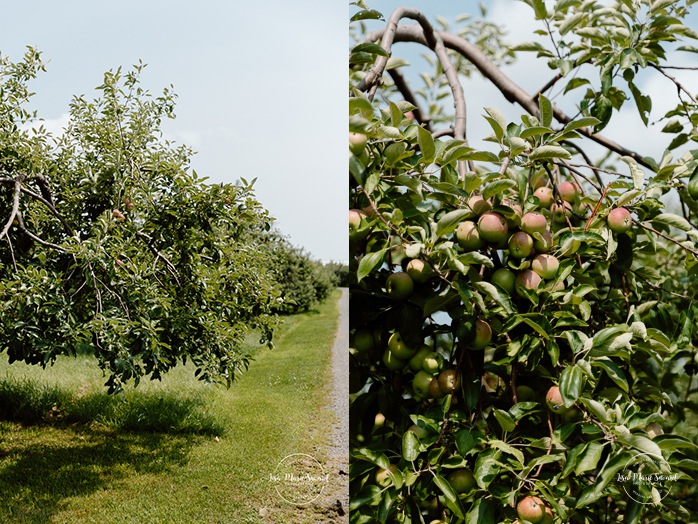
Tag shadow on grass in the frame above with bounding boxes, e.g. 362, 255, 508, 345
0, 423, 199, 523
0, 376, 225, 435
0, 376, 225, 522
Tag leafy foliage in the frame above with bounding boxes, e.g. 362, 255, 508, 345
349, 2, 698, 523
0, 49, 282, 393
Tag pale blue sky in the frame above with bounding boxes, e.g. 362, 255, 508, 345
1, 1, 347, 263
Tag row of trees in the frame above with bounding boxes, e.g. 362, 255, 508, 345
350, 1, 697, 523
0, 48, 340, 393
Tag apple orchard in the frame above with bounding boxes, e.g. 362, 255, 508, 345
349, 2, 698, 523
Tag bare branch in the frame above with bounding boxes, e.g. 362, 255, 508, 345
367, 24, 655, 170
0, 180, 21, 240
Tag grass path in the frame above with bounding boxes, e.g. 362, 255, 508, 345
0, 290, 343, 523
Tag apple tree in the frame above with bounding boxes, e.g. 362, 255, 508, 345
349, 2, 698, 523
0, 49, 282, 393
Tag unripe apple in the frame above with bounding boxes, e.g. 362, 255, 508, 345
382, 349, 407, 371
551, 201, 573, 224
422, 351, 443, 374
545, 386, 569, 414
471, 319, 492, 350
477, 212, 509, 243
437, 369, 460, 395
607, 207, 632, 234
407, 424, 429, 440
515, 270, 542, 297
349, 132, 368, 155
534, 186, 554, 209
428, 377, 445, 398
467, 194, 491, 216
520, 212, 548, 235
540, 505, 554, 524
531, 254, 559, 280
517, 495, 546, 523
112, 209, 125, 220
456, 220, 484, 251
413, 370, 434, 398
352, 329, 376, 353
408, 346, 432, 372
508, 231, 534, 259
375, 464, 399, 487
406, 258, 435, 284
533, 229, 553, 253
349, 209, 369, 243
387, 332, 418, 359
448, 468, 475, 493
491, 268, 516, 293
386, 272, 414, 300
558, 181, 578, 202
374, 412, 385, 427
516, 384, 536, 402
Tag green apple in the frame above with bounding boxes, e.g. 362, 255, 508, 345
409, 346, 433, 372
516, 385, 536, 402
508, 231, 534, 259
406, 258, 435, 283
349, 132, 367, 155
448, 468, 475, 493
421, 351, 443, 374
470, 319, 492, 350
375, 464, 399, 487
413, 370, 434, 398
491, 268, 516, 293
466, 194, 491, 216
352, 328, 375, 353
456, 220, 484, 251
407, 424, 429, 440
382, 349, 406, 371
437, 369, 460, 395
520, 212, 548, 235
387, 332, 418, 359
386, 271, 414, 300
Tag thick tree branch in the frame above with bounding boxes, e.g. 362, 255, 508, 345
366, 23, 655, 170
387, 67, 430, 130
0, 180, 21, 240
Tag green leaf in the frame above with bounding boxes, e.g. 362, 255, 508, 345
351, 448, 390, 469
417, 125, 436, 164
349, 484, 382, 511
456, 427, 483, 456
357, 248, 387, 282
538, 95, 553, 127
592, 358, 629, 392
350, 9, 383, 21
466, 498, 495, 524
580, 397, 610, 423
436, 209, 472, 238
616, 434, 663, 458
652, 212, 693, 231
529, 145, 571, 161
575, 441, 605, 475
433, 474, 467, 519
483, 179, 517, 200
351, 42, 389, 57
457, 251, 495, 268
474, 281, 516, 315
559, 365, 584, 407
474, 449, 501, 489
530, 0, 548, 19
563, 116, 601, 133
621, 156, 645, 190
575, 452, 633, 508
493, 409, 517, 433
402, 430, 420, 461
559, 12, 587, 37
489, 439, 524, 465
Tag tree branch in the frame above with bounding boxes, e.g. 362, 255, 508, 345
366, 23, 655, 170
387, 67, 430, 130
0, 180, 21, 241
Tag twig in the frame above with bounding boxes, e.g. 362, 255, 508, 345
0, 180, 21, 240
633, 218, 698, 257
650, 63, 697, 104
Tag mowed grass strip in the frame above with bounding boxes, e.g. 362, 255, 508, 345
0, 290, 341, 524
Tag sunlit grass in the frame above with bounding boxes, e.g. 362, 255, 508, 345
0, 290, 342, 523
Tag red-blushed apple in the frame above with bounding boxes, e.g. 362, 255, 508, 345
112, 209, 125, 220
477, 212, 509, 243
467, 194, 491, 216
448, 468, 475, 493
517, 495, 546, 523
508, 231, 534, 259
386, 271, 414, 300
551, 201, 573, 224
406, 258, 435, 283
520, 212, 548, 235
515, 270, 542, 297
456, 220, 484, 251
387, 331, 418, 359
607, 207, 632, 233
531, 254, 559, 280
533, 186, 554, 208
471, 319, 492, 350
558, 181, 578, 202
545, 385, 570, 414
491, 267, 516, 293
437, 369, 460, 394
349, 132, 367, 155
540, 505, 554, 524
